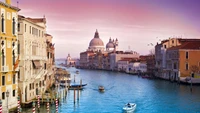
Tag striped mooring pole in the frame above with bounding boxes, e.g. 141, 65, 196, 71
47, 97, 49, 113
32, 101, 36, 113
0, 99, 2, 113
37, 95, 40, 109
17, 96, 21, 113
56, 95, 58, 113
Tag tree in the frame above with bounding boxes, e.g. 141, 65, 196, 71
190, 65, 199, 77
149, 48, 155, 56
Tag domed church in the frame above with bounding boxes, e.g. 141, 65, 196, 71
87, 29, 119, 52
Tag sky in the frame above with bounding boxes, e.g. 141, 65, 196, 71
10, 0, 200, 58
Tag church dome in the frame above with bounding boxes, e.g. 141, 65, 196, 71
106, 37, 115, 48
106, 42, 115, 48
89, 30, 104, 47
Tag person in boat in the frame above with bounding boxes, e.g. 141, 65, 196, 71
127, 103, 131, 107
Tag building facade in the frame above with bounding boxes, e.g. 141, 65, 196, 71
18, 15, 47, 103
166, 42, 200, 81
0, 0, 20, 112
155, 38, 200, 79
45, 33, 55, 90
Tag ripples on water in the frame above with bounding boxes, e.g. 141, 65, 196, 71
23, 62, 200, 113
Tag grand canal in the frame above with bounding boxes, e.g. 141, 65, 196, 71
23, 66, 200, 113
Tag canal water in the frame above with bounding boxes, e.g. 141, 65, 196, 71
23, 63, 200, 113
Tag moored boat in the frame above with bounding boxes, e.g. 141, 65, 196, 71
98, 86, 105, 92
123, 103, 136, 113
68, 83, 87, 90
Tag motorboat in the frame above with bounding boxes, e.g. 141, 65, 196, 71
76, 70, 79, 74
123, 103, 136, 113
98, 86, 105, 92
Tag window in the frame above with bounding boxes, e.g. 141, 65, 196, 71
12, 17, 16, 35
39, 81, 41, 87
172, 40, 174, 44
173, 63, 177, 69
29, 84, 31, 90
44, 63, 46, 69
2, 76, 5, 85
1, 14, 5, 33
186, 51, 189, 59
18, 43, 20, 54
13, 74, 16, 84
18, 23, 20, 32
32, 83, 34, 89
2, 92, 5, 99
30, 26, 31, 34
186, 63, 189, 70
13, 50, 15, 65
18, 70, 20, 80
2, 49, 5, 66
164, 45, 166, 48
13, 90, 15, 97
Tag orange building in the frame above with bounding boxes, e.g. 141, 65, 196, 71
167, 42, 200, 80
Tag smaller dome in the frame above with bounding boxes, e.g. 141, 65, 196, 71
106, 42, 115, 48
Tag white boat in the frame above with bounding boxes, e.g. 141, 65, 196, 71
123, 103, 136, 113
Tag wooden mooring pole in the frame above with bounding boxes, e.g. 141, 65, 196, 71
74, 89, 76, 104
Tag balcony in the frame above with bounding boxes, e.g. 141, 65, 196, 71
1, 66, 9, 72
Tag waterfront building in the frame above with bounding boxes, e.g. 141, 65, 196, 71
155, 38, 200, 79
166, 41, 200, 81
102, 53, 110, 70
0, 0, 20, 112
45, 33, 55, 89
80, 51, 95, 68
118, 60, 129, 72
110, 51, 140, 71
65, 54, 76, 67
140, 55, 155, 76
126, 62, 147, 74
18, 15, 47, 104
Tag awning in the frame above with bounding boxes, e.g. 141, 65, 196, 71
32, 60, 42, 69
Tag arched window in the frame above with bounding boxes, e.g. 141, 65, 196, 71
12, 17, 16, 35
1, 14, 4, 33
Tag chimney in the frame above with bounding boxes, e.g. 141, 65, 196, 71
6, 0, 11, 5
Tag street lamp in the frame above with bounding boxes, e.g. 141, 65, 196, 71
6, 90, 9, 113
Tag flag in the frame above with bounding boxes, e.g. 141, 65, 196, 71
13, 56, 20, 71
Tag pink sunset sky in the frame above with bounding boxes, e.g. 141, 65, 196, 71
12, 0, 200, 58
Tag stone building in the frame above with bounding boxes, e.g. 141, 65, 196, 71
18, 15, 47, 104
